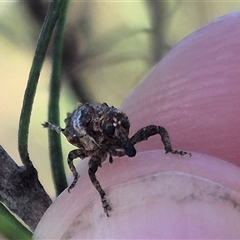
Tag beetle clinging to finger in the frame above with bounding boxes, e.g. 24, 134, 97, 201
43, 102, 191, 216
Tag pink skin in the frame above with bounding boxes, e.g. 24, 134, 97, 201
34, 13, 240, 239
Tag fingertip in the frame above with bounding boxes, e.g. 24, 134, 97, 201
121, 13, 240, 166
34, 151, 240, 239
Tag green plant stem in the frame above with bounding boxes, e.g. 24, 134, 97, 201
18, 0, 65, 168
48, 0, 69, 195
147, 0, 166, 64
0, 202, 32, 240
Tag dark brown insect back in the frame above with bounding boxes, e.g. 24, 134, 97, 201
42, 102, 191, 216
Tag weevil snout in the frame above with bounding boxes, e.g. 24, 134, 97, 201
123, 140, 136, 157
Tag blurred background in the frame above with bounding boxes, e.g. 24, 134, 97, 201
0, 1, 240, 196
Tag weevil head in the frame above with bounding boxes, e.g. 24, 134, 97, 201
101, 107, 136, 157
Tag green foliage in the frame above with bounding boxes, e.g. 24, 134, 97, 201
0, 203, 32, 240
17, 0, 68, 195
18, 0, 66, 168
48, 0, 69, 195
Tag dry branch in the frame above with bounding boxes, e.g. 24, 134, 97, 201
0, 145, 52, 231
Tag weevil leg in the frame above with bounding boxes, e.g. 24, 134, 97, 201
108, 154, 113, 164
130, 125, 191, 156
108, 149, 126, 164
42, 122, 63, 134
88, 154, 111, 216
67, 148, 94, 192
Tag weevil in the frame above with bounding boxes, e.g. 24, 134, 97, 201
43, 102, 190, 216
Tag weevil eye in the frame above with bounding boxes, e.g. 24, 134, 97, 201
121, 119, 130, 129
105, 125, 115, 137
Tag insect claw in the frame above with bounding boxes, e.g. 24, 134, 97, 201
109, 154, 113, 164
187, 152, 192, 157
77, 102, 83, 108
105, 209, 111, 217
42, 122, 49, 128
168, 149, 191, 157
67, 184, 75, 193
102, 197, 112, 217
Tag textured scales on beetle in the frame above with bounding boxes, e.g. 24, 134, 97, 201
42, 102, 191, 216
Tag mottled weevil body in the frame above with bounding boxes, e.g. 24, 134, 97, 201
43, 102, 190, 216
